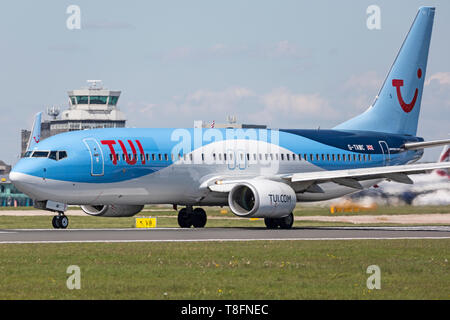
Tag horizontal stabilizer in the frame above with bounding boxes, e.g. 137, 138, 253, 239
402, 139, 450, 150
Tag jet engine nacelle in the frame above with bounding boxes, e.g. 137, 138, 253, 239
228, 180, 296, 218
80, 204, 144, 217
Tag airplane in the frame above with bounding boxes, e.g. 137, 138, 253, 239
9, 6, 450, 229
344, 145, 450, 206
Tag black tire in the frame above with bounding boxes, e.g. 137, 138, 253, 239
177, 208, 192, 228
52, 216, 60, 229
264, 218, 279, 229
278, 213, 294, 229
192, 208, 207, 228
60, 215, 69, 229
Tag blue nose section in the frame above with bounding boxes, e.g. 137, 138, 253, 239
10, 158, 46, 179
9, 159, 48, 199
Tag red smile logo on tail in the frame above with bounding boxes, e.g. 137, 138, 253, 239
392, 68, 422, 113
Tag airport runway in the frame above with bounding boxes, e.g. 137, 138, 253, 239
0, 226, 450, 243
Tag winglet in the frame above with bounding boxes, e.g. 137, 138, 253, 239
26, 112, 42, 151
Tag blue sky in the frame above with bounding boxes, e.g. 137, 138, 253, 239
1, 0, 449, 164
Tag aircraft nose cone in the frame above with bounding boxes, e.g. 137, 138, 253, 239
9, 169, 42, 200
9, 170, 29, 190
9, 170, 23, 184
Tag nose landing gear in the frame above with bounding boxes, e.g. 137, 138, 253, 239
177, 206, 207, 228
52, 212, 69, 229
34, 200, 69, 229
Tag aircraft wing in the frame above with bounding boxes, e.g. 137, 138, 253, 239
286, 162, 450, 190
207, 162, 450, 193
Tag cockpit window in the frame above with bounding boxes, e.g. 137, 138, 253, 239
26, 150, 67, 160
32, 151, 49, 158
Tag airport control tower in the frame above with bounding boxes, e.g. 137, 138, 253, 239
21, 80, 126, 156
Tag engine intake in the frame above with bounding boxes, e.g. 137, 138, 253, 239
80, 205, 144, 217
228, 180, 296, 218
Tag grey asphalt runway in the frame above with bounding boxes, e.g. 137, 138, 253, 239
1, 226, 450, 243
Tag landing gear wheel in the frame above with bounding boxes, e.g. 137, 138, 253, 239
264, 218, 279, 229
52, 213, 69, 229
278, 213, 294, 229
177, 208, 192, 228
192, 208, 207, 228
59, 215, 69, 229
52, 216, 60, 229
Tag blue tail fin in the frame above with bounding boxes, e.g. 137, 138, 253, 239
335, 6, 435, 136
26, 112, 42, 151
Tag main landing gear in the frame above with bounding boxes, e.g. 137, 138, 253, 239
52, 212, 69, 229
177, 206, 207, 228
264, 212, 294, 229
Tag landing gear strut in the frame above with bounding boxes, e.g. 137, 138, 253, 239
264, 212, 294, 229
52, 212, 69, 229
177, 206, 207, 228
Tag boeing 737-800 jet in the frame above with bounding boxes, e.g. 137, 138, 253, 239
10, 7, 450, 229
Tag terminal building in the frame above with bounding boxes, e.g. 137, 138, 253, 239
1, 162, 33, 206
21, 80, 126, 156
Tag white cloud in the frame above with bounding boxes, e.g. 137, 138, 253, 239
425, 72, 450, 86
125, 86, 333, 128
83, 21, 135, 30
259, 87, 332, 117
159, 41, 309, 61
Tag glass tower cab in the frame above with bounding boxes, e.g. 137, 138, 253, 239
67, 80, 121, 112
54, 80, 126, 131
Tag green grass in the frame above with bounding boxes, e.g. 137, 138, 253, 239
2, 204, 449, 216
0, 215, 356, 229
141, 205, 450, 217
0, 204, 448, 229
0, 240, 449, 299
